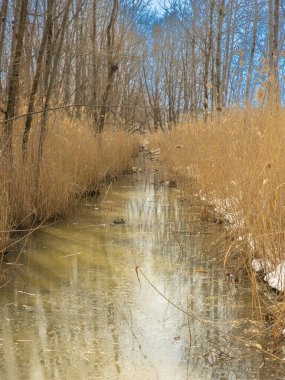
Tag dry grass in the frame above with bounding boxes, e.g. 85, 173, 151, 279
149, 107, 285, 341
151, 107, 285, 281
0, 116, 139, 252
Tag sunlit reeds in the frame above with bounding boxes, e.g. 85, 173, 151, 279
152, 107, 285, 337
155, 108, 285, 266
0, 116, 138, 252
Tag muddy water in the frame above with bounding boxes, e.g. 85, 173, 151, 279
0, 169, 284, 379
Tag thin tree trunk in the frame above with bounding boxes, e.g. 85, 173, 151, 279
182, 53, 189, 113
211, 48, 215, 110
221, 1, 233, 108
4, 0, 28, 167
245, 0, 258, 104
224, 1, 238, 107
268, 0, 274, 103
37, 0, 72, 163
97, 0, 119, 133
24, 0, 38, 89
0, 0, 8, 95
22, 0, 55, 159
216, 0, 225, 111
273, 0, 280, 103
191, 3, 197, 118
74, 0, 82, 117
204, 0, 214, 119
92, 0, 98, 126
63, 29, 72, 104
10, 0, 22, 64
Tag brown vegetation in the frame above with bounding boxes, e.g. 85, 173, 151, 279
153, 107, 285, 294
0, 117, 138, 253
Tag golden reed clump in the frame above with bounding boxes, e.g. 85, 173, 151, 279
152, 107, 285, 341
0, 116, 139, 252
152, 107, 285, 271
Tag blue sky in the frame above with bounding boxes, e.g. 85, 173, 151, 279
150, 0, 160, 6
150, 0, 164, 13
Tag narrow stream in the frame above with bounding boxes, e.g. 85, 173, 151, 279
0, 169, 284, 379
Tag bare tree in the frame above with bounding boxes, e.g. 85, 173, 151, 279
273, 0, 280, 103
245, 0, 258, 103
38, 0, 72, 162
4, 0, 29, 167
215, 0, 225, 111
22, 0, 55, 159
92, 0, 98, 125
0, 0, 8, 96
97, 0, 119, 133
204, 0, 214, 118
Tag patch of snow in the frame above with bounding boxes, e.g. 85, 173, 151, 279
150, 148, 160, 155
193, 188, 285, 292
264, 262, 285, 292
251, 259, 274, 274
252, 259, 265, 272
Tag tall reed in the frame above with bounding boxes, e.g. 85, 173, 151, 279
154, 107, 285, 286
150, 107, 285, 341
0, 116, 139, 252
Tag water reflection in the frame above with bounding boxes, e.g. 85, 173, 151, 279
0, 170, 284, 379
